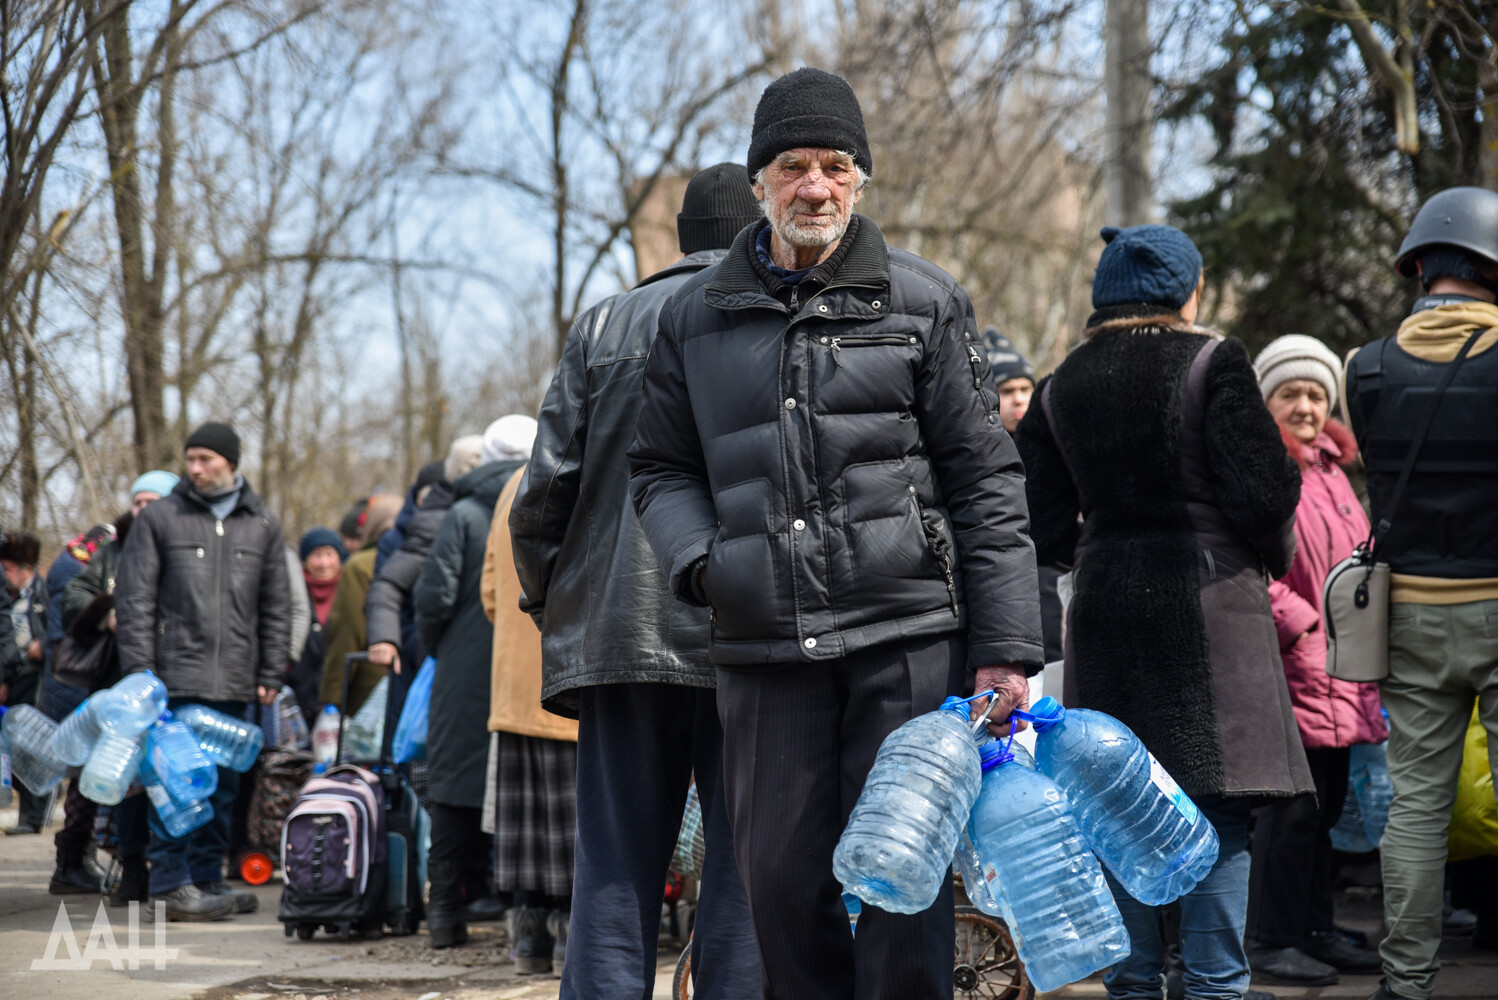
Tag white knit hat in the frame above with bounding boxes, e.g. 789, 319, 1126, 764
1254, 334, 1342, 410
480, 414, 538, 464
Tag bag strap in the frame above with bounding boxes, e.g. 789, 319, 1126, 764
1370, 327, 1488, 551
1039, 379, 1089, 514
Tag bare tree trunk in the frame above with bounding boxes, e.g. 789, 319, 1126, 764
550, 0, 588, 355
1104, 0, 1153, 226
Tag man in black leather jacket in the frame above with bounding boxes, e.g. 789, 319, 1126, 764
628, 70, 1043, 998
510, 164, 763, 999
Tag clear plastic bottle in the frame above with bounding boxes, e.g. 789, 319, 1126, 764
833, 701, 984, 914
967, 746, 1131, 992
174, 703, 264, 772
344, 676, 388, 758
139, 750, 214, 837
79, 729, 145, 805
4, 704, 69, 795
279, 689, 310, 749
311, 704, 341, 765
144, 712, 218, 800
954, 740, 1035, 917
1349, 741, 1391, 847
100, 671, 168, 737
1024, 696, 1219, 906
0, 706, 14, 808
50, 691, 117, 766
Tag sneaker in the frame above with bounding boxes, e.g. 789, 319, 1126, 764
1306, 929, 1382, 972
151, 884, 235, 922
3, 824, 39, 835
1247, 944, 1339, 986
195, 880, 258, 913
48, 864, 101, 895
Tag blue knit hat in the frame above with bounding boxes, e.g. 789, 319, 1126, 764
299, 527, 348, 564
130, 470, 179, 500
1091, 225, 1203, 310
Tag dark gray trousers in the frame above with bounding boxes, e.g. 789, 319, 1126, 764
716, 634, 966, 1000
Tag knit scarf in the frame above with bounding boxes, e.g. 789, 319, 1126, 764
1396, 298, 1498, 361
305, 573, 340, 625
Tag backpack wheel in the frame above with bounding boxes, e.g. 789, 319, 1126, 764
295, 923, 317, 941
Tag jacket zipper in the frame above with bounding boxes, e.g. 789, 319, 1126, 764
964, 343, 998, 423
829, 334, 916, 368
909, 485, 959, 617
214, 518, 224, 698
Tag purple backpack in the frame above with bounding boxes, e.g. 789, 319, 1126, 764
279, 764, 387, 915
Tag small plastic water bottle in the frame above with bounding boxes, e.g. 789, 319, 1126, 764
145, 712, 218, 800
101, 671, 168, 736
311, 704, 341, 764
50, 691, 117, 766
954, 740, 1034, 917
967, 742, 1131, 992
1350, 741, 1391, 846
79, 729, 145, 805
175, 703, 263, 772
4, 704, 69, 795
279, 689, 310, 749
1022, 696, 1219, 906
833, 698, 984, 913
0, 706, 14, 808
139, 750, 214, 837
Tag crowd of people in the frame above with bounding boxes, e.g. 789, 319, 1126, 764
3, 67, 1496, 1000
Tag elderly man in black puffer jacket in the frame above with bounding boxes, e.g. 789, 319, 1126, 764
115, 422, 291, 922
629, 68, 1043, 999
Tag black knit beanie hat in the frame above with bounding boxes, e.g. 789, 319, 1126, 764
678, 163, 762, 254
979, 328, 1036, 386
184, 421, 241, 466
747, 68, 872, 179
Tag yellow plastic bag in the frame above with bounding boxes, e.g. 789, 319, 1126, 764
1448, 705, 1498, 862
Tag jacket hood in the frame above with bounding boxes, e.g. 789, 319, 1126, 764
1396, 299, 1498, 361
418, 479, 455, 511
454, 458, 523, 509
1279, 417, 1358, 469
1081, 302, 1223, 342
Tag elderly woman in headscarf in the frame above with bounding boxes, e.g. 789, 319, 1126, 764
320, 492, 402, 713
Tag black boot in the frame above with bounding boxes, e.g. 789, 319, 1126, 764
511, 906, 554, 975
49, 863, 101, 895
109, 856, 148, 908
426, 860, 468, 949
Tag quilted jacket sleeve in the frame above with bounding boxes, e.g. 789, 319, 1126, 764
113, 506, 162, 675
413, 505, 467, 654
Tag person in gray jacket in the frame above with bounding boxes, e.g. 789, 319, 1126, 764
510, 163, 763, 1000
115, 422, 291, 921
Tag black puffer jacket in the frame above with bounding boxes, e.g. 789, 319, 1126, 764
364, 481, 454, 657
115, 478, 292, 701
628, 217, 1043, 670
511, 251, 725, 718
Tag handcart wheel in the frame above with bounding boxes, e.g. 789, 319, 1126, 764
953, 906, 1033, 999
238, 850, 274, 885
295, 923, 316, 941
672, 936, 692, 1000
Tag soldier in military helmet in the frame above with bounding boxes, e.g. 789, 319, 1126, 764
1342, 185, 1498, 1000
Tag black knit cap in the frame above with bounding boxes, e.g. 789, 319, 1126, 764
677, 163, 762, 254
747, 68, 872, 179
184, 421, 241, 466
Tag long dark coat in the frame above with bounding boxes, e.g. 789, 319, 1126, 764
1016, 306, 1313, 801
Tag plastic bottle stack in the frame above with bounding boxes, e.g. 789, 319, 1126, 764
966, 743, 1131, 992
833, 700, 984, 914
145, 713, 219, 800
139, 752, 214, 838
101, 671, 168, 736
175, 703, 263, 772
80, 729, 145, 805
1349, 741, 1392, 847
1022, 696, 1218, 906
4, 704, 69, 795
50, 692, 116, 766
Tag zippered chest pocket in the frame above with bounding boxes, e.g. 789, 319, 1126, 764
824, 333, 919, 368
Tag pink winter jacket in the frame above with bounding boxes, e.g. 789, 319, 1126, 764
1268, 420, 1388, 749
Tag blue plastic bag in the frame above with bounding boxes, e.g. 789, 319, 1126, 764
391, 657, 434, 763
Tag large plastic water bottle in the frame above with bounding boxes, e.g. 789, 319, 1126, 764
1349, 741, 1391, 846
100, 671, 168, 736
175, 703, 263, 772
145, 712, 218, 800
833, 699, 984, 913
139, 750, 214, 837
344, 676, 388, 758
954, 740, 1035, 917
4, 704, 69, 795
79, 729, 145, 805
50, 691, 117, 766
967, 743, 1131, 992
0, 706, 13, 808
1022, 696, 1218, 906
311, 704, 341, 764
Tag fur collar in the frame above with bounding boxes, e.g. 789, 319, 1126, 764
1082, 302, 1224, 341
1279, 418, 1358, 469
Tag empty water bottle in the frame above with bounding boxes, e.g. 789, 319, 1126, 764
4, 703, 69, 795
80, 729, 145, 805
280, 689, 310, 749
311, 704, 341, 764
145, 712, 218, 800
833, 698, 984, 913
1022, 696, 1218, 906
967, 743, 1131, 992
50, 691, 117, 766
139, 750, 213, 837
0, 706, 13, 808
344, 676, 388, 758
1349, 741, 1391, 846
954, 739, 1035, 917
101, 671, 168, 736
175, 703, 263, 772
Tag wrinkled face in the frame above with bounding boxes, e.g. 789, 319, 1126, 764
131, 491, 161, 515
1267, 379, 1329, 445
1, 558, 32, 593
754, 148, 864, 251
303, 546, 342, 581
184, 447, 235, 492
997, 378, 1035, 434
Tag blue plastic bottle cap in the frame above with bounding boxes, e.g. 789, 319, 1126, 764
977, 741, 1014, 772
940, 695, 966, 713
322, 705, 338, 714
1029, 696, 1065, 731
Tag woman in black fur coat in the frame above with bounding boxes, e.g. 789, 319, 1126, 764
1016, 225, 1312, 1000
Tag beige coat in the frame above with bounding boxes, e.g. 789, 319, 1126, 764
481, 467, 578, 742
